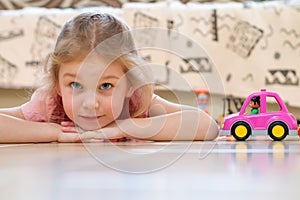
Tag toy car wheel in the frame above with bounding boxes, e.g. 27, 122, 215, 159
268, 121, 288, 141
231, 121, 251, 141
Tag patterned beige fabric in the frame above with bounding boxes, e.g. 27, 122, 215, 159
0, 0, 246, 10
0, 0, 124, 9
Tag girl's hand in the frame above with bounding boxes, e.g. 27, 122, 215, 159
58, 121, 81, 143
60, 121, 127, 142
79, 123, 127, 142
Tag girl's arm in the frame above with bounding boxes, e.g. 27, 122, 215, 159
0, 107, 79, 143
81, 95, 219, 141
119, 95, 218, 141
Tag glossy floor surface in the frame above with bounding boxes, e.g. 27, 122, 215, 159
1, 136, 300, 200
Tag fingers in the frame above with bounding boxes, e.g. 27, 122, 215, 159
59, 121, 81, 142
61, 126, 77, 133
80, 130, 104, 140
58, 132, 81, 143
59, 122, 126, 142
61, 121, 75, 126
79, 129, 124, 141
61, 121, 78, 133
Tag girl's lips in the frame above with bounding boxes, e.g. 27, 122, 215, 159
79, 115, 103, 120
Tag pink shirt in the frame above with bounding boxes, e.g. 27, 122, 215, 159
21, 87, 152, 123
21, 87, 66, 123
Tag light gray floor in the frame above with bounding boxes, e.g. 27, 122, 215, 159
1, 136, 300, 200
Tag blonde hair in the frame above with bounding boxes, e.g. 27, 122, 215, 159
43, 12, 153, 122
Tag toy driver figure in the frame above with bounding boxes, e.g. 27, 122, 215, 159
249, 96, 260, 114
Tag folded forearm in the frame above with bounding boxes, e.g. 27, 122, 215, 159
117, 110, 218, 141
0, 114, 59, 143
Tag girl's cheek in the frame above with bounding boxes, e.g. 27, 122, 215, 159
112, 99, 126, 118
64, 96, 80, 120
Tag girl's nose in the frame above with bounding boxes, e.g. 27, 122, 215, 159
83, 97, 100, 110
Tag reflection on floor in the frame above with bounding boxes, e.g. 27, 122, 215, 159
1, 136, 300, 200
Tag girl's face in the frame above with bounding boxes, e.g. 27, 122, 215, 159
57, 57, 130, 131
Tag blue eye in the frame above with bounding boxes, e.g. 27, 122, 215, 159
70, 82, 83, 89
100, 83, 112, 90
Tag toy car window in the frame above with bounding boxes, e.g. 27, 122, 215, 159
266, 96, 280, 112
245, 105, 252, 115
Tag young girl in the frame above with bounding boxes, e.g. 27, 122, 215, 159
0, 12, 218, 143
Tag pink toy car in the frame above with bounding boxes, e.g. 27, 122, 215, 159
219, 89, 299, 141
